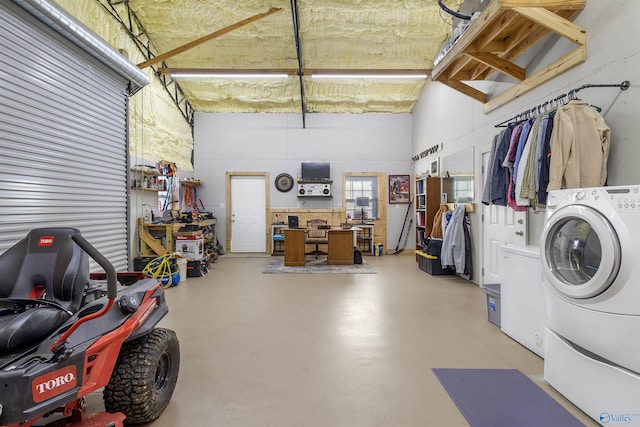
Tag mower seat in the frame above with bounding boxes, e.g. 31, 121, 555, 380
0, 228, 89, 354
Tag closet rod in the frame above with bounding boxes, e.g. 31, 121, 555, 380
495, 80, 630, 128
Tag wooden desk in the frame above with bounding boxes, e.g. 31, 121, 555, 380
327, 229, 354, 265
284, 228, 306, 266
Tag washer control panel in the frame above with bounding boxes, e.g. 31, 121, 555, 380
547, 186, 640, 214
603, 186, 640, 213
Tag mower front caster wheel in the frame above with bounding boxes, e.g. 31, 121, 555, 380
104, 328, 180, 424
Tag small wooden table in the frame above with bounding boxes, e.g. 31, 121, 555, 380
327, 229, 354, 265
138, 218, 216, 256
284, 228, 306, 266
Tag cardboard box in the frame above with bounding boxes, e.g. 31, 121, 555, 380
175, 234, 204, 260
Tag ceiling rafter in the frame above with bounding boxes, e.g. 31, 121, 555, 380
290, 0, 306, 127
93, 0, 461, 116
157, 68, 432, 76
137, 7, 283, 69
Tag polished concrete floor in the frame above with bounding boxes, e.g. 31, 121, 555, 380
94, 254, 597, 426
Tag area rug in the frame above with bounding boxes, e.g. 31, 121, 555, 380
262, 258, 376, 274
432, 368, 584, 427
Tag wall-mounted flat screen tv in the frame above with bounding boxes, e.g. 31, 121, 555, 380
301, 162, 330, 180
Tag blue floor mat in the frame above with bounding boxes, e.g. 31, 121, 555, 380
432, 368, 585, 427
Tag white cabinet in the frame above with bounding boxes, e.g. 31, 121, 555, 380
499, 245, 546, 358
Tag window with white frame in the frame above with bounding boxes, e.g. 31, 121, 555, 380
345, 175, 378, 221
452, 176, 474, 203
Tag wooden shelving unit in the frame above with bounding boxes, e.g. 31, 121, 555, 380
138, 218, 217, 258
354, 224, 374, 255
431, 0, 586, 113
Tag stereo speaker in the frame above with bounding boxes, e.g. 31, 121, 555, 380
298, 183, 331, 197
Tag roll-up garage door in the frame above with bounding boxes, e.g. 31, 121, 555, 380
0, 1, 146, 271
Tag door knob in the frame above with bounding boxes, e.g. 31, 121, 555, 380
515, 231, 523, 236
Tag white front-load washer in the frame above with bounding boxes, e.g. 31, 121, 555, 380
541, 186, 640, 425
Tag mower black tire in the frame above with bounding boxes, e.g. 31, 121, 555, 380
103, 328, 180, 424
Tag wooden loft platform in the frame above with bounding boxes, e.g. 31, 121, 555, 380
431, 0, 586, 113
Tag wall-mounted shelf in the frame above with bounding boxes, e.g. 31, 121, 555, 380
131, 186, 161, 192
297, 179, 333, 184
443, 203, 476, 213
431, 0, 586, 113
180, 179, 204, 186
131, 166, 163, 176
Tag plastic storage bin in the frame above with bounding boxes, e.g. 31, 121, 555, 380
187, 259, 208, 277
482, 284, 501, 327
416, 251, 455, 275
133, 256, 157, 272
373, 243, 384, 256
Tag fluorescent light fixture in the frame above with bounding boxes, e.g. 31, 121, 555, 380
311, 74, 427, 80
171, 73, 288, 79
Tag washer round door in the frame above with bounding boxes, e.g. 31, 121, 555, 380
541, 204, 621, 299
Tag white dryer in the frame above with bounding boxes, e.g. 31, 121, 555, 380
541, 186, 640, 425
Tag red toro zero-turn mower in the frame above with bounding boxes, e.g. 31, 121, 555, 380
0, 228, 180, 426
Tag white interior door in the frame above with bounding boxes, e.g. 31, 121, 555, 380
230, 175, 266, 253
481, 151, 527, 285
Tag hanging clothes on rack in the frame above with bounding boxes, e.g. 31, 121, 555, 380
515, 116, 542, 207
481, 125, 514, 207
489, 125, 513, 207
462, 209, 472, 280
483, 81, 624, 212
507, 119, 533, 211
547, 100, 611, 191
518, 115, 547, 210
537, 113, 555, 205
441, 204, 469, 276
481, 132, 501, 205
430, 204, 449, 240
422, 204, 450, 258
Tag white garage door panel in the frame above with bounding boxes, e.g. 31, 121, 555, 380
0, 1, 131, 270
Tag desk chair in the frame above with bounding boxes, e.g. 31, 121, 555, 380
305, 219, 329, 258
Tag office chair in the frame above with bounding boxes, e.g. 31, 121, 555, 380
305, 219, 329, 259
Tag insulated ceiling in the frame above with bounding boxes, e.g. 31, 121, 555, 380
123, 0, 463, 114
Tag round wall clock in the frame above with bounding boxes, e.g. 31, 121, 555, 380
275, 173, 294, 192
